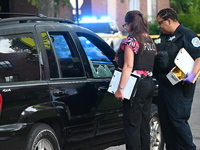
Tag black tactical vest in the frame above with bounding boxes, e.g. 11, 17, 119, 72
117, 36, 156, 72
154, 28, 189, 75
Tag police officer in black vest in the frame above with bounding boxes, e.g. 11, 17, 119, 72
115, 10, 156, 150
154, 8, 200, 150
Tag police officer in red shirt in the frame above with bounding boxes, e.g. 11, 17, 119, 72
115, 10, 156, 150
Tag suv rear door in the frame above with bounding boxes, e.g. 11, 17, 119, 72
35, 24, 99, 141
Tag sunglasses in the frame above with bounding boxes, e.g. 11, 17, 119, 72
158, 19, 167, 25
122, 23, 128, 29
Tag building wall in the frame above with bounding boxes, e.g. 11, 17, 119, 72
81, 0, 92, 17
107, 0, 117, 21
91, 0, 107, 19
0, 0, 9, 13
116, 0, 129, 32
5, 0, 169, 32
157, 0, 170, 11
5, 0, 170, 19
9, 0, 37, 14
140, 0, 147, 15
88, 0, 169, 32
59, 3, 73, 19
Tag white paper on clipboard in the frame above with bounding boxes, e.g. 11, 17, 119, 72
107, 69, 141, 100
174, 48, 194, 74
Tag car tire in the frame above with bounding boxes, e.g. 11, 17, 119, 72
24, 123, 60, 150
150, 104, 164, 150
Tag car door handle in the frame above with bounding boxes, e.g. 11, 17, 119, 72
52, 89, 68, 97
98, 86, 107, 92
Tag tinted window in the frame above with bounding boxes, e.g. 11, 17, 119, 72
41, 32, 59, 78
78, 36, 114, 77
50, 34, 84, 78
0, 33, 40, 83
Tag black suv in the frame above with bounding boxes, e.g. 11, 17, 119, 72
0, 14, 163, 150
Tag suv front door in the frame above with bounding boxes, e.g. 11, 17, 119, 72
75, 32, 124, 136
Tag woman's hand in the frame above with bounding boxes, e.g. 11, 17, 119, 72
115, 88, 124, 100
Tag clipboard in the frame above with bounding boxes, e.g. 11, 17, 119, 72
174, 48, 200, 83
107, 69, 141, 100
174, 48, 194, 74
167, 48, 200, 85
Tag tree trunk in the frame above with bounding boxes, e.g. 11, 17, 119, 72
38, 0, 54, 17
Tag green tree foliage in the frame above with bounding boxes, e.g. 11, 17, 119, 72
27, 0, 38, 6
171, 0, 200, 33
149, 0, 200, 34
170, 0, 194, 13
172, 0, 200, 33
148, 20, 160, 35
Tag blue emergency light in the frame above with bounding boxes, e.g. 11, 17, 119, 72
80, 16, 111, 22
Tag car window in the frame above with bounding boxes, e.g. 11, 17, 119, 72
78, 36, 114, 77
0, 33, 40, 83
40, 33, 59, 78
48, 33, 84, 78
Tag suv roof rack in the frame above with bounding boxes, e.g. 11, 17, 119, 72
0, 15, 74, 24
0, 12, 46, 17
0, 12, 74, 24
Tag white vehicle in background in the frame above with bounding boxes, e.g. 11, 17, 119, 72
78, 16, 122, 51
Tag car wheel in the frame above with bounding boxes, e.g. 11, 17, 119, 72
150, 104, 164, 150
24, 123, 60, 150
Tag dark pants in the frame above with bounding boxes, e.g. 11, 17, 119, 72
158, 78, 196, 150
123, 77, 154, 150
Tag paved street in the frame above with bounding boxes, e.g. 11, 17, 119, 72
189, 78, 200, 150
106, 79, 200, 150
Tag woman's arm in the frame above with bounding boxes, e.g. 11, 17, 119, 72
115, 46, 134, 100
